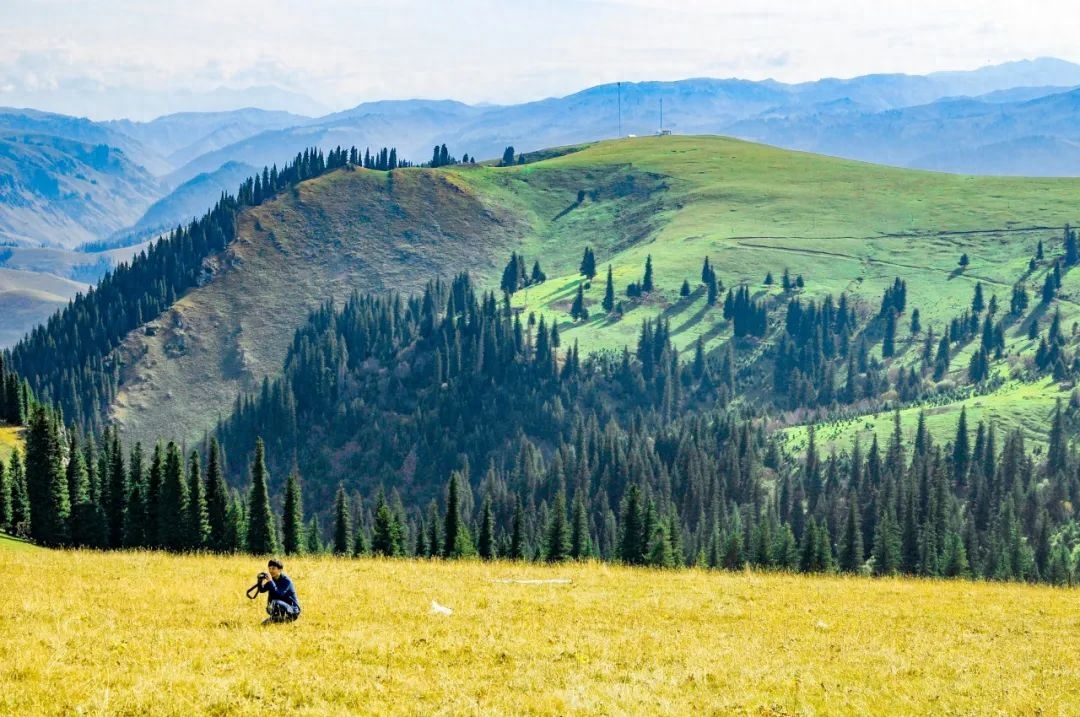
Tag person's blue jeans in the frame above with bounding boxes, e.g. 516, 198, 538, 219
266, 600, 300, 623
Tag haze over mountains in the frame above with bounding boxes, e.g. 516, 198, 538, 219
3, 57, 1080, 346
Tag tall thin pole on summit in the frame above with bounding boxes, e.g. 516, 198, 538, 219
618, 82, 622, 138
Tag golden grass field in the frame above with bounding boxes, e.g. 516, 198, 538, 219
3, 545, 1079, 716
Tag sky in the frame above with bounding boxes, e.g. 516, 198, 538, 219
2, 0, 1080, 120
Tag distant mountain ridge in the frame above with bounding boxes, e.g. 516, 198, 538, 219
4, 57, 1080, 347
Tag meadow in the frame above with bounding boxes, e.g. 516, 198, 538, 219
4, 543, 1079, 715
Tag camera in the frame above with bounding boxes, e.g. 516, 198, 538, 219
257, 572, 270, 581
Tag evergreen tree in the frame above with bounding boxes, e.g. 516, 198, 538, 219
580, 247, 597, 279
0, 455, 10, 531
570, 494, 591, 559
443, 471, 474, 557
246, 438, 278, 555
24, 404, 68, 546
882, 311, 896, 358
838, 497, 863, 573
306, 515, 324, 554
333, 483, 352, 556
910, 308, 921, 335
602, 265, 616, 313
619, 484, 644, 565
204, 437, 229, 551
478, 497, 496, 560
187, 450, 209, 549
545, 489, 570, 562
372, 489, 401, 556
158, 442, 189, 551
9, 450, 29, 536
282, 471, 304, 555
501, 146, 515, 166
570, 283, 589, 321
680, 279, 691, 297
642, 255, 654, 293
510, 497, 526, 560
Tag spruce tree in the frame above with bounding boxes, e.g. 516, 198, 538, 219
602, 265, 616, 313
838, 498, 863, 573
478, 497, 496, 560
545, 489, 570, 562
306, 515, 324, 554
9, 449, 29, 536
443, 471, 474, 558
333, 483, 352, 556
24, 404, 69, 546
146, 442, 164, 546
187, 450, 209, 549
510, 497, 525, 560
223, 490, 247, 553
106, 433, 127, 548
372, 489, 399, 556
680, 279, 691, 297
642, 255, 654, 293
282, 471, 304, 555
580, 247, 597, 279
204, 438, 229, 551
570, 283, 588, 321
0, 455, 10, 531
246, 439, 278, 555
158, 442, 189, 551
882, 310, 896, 358
570, 494, 591, 559
619, 484, 643, 565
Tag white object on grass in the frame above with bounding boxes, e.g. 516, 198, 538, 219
430, 600, 453, 615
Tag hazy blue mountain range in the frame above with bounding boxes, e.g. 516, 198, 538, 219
2, 57, 1080, 347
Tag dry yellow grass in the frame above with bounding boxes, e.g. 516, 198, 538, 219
0, 425, 22, 455
2, 548, 1079, 716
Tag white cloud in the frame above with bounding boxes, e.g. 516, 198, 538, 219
0, 0, 1078, 118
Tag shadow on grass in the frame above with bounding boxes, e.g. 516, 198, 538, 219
670, 300, 714, 340
553, 200, 583, 221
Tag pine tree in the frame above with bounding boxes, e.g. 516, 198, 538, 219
510, 497, 525, 560
333, 483, 352, 556
205, 437, 229, 551
223, 490, 247, 553
580, 247, 597, 279
187, 450, 209, 549
680, 279, 691, 297
372, 489, 400, 556
602, 265, 616, 313
9, 449, 29, 536
642, 255, 654, 293
545, 489, 570, 562
282, 471, 304, 555
619, 484, 643, 565
306, 515, 324, 554
246, 439, 278, 555
838, 497, 863, 572
0, 455, 10, 531
24, 404, 68, 546
158, 442, 189, 551
443, 471, 475, 558
478, 497, 496, 560
570, 283, 589, 322
882, 310, 896, 358
570, 494, 591, 559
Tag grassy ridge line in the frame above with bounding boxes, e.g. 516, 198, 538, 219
1, 548, 1076, 715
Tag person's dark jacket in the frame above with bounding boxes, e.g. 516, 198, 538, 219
259, 573, 301, 612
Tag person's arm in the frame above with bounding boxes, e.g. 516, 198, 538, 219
258, 576, 281, 597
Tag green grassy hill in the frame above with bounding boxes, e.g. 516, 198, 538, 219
112, 135, 1080, 447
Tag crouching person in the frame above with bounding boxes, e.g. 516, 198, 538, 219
259, 558, 301, 625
